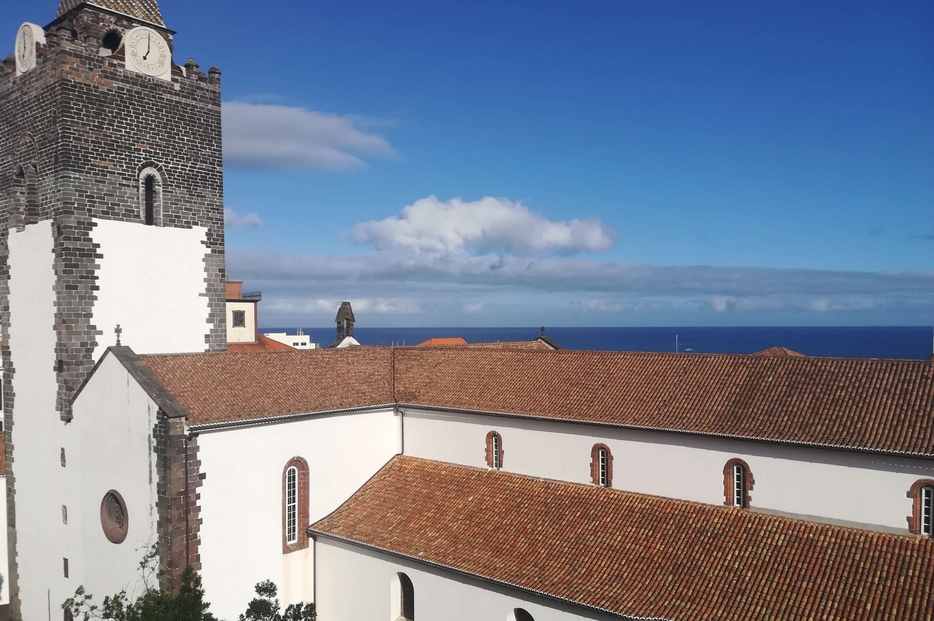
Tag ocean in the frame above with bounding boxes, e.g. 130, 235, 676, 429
262, 326, 934, 360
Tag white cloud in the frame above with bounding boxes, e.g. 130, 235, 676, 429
223, 102, 396, 171
580, 298, 667, 313
351, 195, 616, 255
224, 207, 263, 228
263, 298, 422, 315
708, 295, 884, 313
224, 197, 934, 322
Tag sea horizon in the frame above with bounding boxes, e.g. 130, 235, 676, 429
259, 325, 934, 360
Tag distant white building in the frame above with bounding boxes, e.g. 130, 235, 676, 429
263, 330, 318, 350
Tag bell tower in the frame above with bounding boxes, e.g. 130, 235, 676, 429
0, 1, 226, 618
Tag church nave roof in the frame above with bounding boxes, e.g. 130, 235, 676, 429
311, 456, 934, 621
128, 346, 934, 456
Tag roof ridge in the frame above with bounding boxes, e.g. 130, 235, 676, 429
376, 456, 921, 540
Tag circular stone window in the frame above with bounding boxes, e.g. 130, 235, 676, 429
100, 490, 129, 544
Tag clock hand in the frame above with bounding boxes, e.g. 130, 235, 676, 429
143, 34, 151, 60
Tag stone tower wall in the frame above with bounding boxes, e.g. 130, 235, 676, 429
0, 5, 226, 617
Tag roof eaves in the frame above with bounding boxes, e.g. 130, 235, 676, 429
188, 403, 397, 432
398, 403, 934, 460
307, 528, 666, 621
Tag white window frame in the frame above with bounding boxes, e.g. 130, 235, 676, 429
286, 466, 298, 544
733, 464, 746, 508
922, 485, 933, 537
598, 448, 609, 487
492, 434, 501, 470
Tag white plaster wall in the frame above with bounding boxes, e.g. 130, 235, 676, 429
7, 221, 70, 621
197, 410, 399, 620
0, 476, 8, 605
70, 352, 160, 600
226, 301, 256, 343
402, 409, 934, 532
92, 219, 211, 357
315, 538, 615, 621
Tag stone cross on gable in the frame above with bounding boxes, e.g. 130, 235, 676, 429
115, 324, 122, 346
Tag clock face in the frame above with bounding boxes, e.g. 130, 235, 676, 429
15, 23, 37, 74
125, 27, 171, 78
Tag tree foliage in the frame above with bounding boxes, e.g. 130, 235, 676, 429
63, 547, 314, 621
64, 546, 215, 621
239, 580, 315, 621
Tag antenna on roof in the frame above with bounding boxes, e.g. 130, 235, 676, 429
675, 334, 680, 354
115, 324, 122, 347
541, 326, 546, 337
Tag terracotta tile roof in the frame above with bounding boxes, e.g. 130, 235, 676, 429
58, 0, 165, 26
394, 348, 934, 456
463, 340, 555, 350
141, 348, 393, 426
134, 347, 934, 455
752, 346, 806, 357
227, 335, 295, 353
418, 338, 468, 346
311, 456, 934, 621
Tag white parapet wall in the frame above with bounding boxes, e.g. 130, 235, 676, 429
401, 408, 934, 533
92, 219, 212, 357
196, 409, 400, 620
70, 352, 161, 601
7, 221, 69, 621
314, 537, 617, 621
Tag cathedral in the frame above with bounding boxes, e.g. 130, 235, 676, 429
1, 3, 932, 621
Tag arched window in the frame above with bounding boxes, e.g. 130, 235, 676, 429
485, 431, 503, 470
723, 458, 754, 508
282, 457, 309, 553
25, 163, 39, 224
390, 572, 414, 621
590, 444, 613, 487
510, 609, 534, 621
144, 175, 155, 225
907, 479, 934, 536
138, 165, 164, 226
285, 466, 298, 543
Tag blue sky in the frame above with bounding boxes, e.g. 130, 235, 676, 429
6, 0, 933, 327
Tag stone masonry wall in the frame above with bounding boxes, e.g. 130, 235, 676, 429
0, 5, 226, 615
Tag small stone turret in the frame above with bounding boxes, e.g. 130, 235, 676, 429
335, 301, 355, 342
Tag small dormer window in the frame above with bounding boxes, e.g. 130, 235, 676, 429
232, 310, 246, 328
